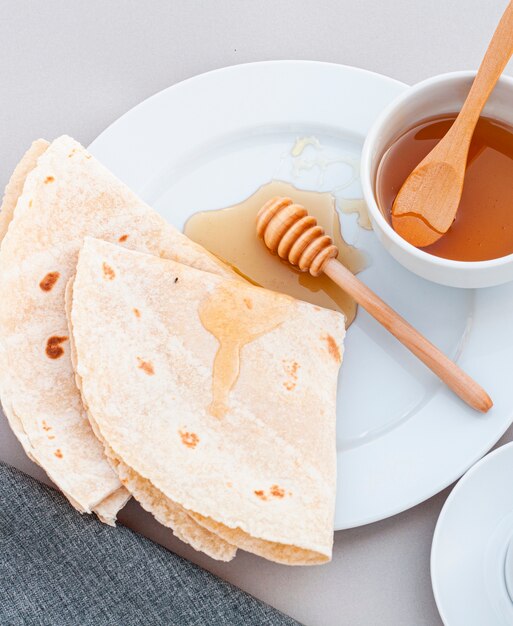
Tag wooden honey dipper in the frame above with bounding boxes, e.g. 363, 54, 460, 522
256, 197, 493, 413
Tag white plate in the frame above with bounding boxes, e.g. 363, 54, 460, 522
89, 61, 513, 530
431, 442, 513, 625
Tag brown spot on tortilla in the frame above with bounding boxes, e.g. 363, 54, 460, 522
28, 199, 33, 207
255, 486, 287, 500
44, 176, 54, 184
48, 435, 55, 440
45, 336, 68, 359
325, 334, 341, 362
85, 154, 92, 159
283, 360, 299, 390
243, 297, 253, 309
54, 449, 63, 459
39, 271, 60, 292
42, 420, 52, 432
68, 149, 77, 158
283, 360, 299, 378
179, 430, 199, 449
137, 357, 154, 375
102, 262, 115, 280
118, 234, 129, 242
226, 482, 232, 488
270, 485, 285, 498
174, 277, 179, 284
133, 308, 141, 318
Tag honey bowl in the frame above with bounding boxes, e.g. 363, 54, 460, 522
361, 71, 513, 288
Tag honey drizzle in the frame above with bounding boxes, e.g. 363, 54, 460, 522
199, 282, 288, 418
185, 181, 367, 327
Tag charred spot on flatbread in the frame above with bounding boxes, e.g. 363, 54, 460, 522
45, 335, 68, 359
39, 271, 60, 292
270, 485, 286, 498
44, 176, 55, 184
179, 430, 199, 449
254, 485, 288, 501
324, 334, 341, 362
102, 262, 116, 280
118, 234, 129, 243
136, 357, 154, 375
282, 360, 299, 390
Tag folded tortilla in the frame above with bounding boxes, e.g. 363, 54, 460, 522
70, 238, 345, 565
0, 136, 237, 540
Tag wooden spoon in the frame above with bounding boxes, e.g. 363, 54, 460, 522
257, 197, 493, 412
392, 0, 513, 248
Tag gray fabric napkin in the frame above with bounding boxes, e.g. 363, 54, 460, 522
0, 462, 301, 626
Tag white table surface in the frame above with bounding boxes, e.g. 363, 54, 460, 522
1, 2, 513, 624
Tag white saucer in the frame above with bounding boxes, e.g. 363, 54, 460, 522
432, 442, 513, 625
88, 61, 513, 529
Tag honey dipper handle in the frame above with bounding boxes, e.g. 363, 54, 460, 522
323, 258, 493, 413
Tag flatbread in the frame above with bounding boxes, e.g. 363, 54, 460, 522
70, 238, 345, 564
0, 139, 132, 525
0, 136, 237, 533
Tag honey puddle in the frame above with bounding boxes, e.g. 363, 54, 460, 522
339, 198, 372, 231
199, 282, 288, 418
289, 136, 359, 189
185, 181, 366, 327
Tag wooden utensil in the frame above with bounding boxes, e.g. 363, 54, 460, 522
256, 197, 493, 412
391, 0, 513, 248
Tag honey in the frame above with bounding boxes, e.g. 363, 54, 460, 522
377, 114, 513, 261
185, 181, 367, 327
339, 198, 372, 230
199, 282, 288, 418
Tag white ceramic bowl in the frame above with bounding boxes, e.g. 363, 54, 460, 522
361, 71, 513, 289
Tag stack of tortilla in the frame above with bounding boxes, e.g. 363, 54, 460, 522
0, 136, 345, 564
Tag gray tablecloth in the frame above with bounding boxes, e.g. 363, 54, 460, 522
0, 462, 300, 626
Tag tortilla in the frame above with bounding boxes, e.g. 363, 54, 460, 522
70, 238, 345, 564
0, 139, 131, 525
0, 136, 237, 532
